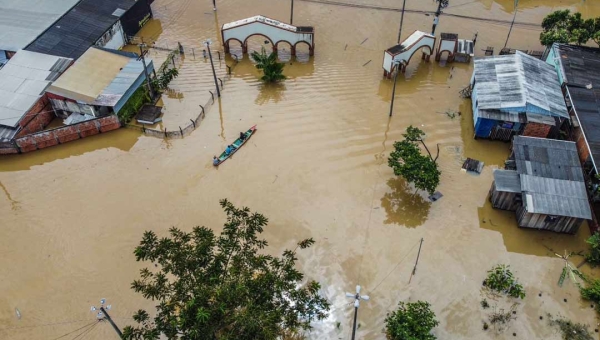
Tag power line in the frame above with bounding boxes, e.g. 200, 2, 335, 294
296, 0, 542, 28
48, 321, 97, 340
70, 322, 98, 340
0, 319, 91, 332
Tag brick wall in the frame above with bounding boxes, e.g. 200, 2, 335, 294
15, 96, 54, 138
9, 115, 121, 154
522, 122, 552, 138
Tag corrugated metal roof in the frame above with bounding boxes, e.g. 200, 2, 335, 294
554, 43, 600, 88
521, 174, 591, 219
473, 51, 568, 119
568, 86, 600, 171
48, 47, 133, 104
493, 169, 521, 193
0, 50, 71, 128
513, 136, 584, 182
94, 58, 148, 107
25, 0, 137, 60
48, 47, 148, 107
0, 0, 80, 51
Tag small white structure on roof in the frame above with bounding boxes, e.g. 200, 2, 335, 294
0, 50, 71, 141
221, 15, 315, 56
383, 31, 435, 77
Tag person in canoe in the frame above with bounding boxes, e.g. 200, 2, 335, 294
239, 131, 246, 141
225, 145, 234, 155
213, 156, 219, 166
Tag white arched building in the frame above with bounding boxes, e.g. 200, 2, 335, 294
382, 31, 435, 78
221, 15, 315, 56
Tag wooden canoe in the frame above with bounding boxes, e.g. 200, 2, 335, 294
213, 125, 256, 166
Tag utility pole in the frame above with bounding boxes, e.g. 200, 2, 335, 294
345, 285, 370, 340
138, 43, 155, 99
91, 299, 123, 338
212, 0, 216, 11
290, 0, 294, 25
389, 60, 400, 117
205, 39, 221, 97
408, 238, 424, 283
503, 0, 519, 49
397, 0, 407, 44
431, 0, 448, 35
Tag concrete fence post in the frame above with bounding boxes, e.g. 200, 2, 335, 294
190, 119, 196, 128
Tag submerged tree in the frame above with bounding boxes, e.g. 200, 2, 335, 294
385, 301, 439, 340
122, 199, 330, 340
388, 126, 441, 196
540, 10, 599, 47
251, 48, 286, 83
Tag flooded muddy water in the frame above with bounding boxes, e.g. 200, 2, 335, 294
2, 0, 600, 339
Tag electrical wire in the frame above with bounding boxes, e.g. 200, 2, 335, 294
70, 322, 99, 340
0, 319, 91, 332
47, 321, 97, 340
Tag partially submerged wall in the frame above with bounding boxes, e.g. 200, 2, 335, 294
0, 115, 120, 154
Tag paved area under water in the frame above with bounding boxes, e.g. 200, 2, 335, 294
1, 0, 600, 339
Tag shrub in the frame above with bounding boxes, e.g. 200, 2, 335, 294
385, 301, 439, 340
483, 265, 526, 299
117, 86, 151, 124
585, 233, 600, 266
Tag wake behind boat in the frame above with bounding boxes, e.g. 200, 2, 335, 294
213, 125, 257, 166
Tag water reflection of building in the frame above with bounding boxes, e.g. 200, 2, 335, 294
470, 51, 568, 141
490, 136, 591, 234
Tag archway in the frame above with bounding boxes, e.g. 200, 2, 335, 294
293, 41, 313, 62
275, 40, 293, 62
435, 49, 454, 62
225, 38, 244, 60
398, 45, 433, 73
244, 34, 275, 56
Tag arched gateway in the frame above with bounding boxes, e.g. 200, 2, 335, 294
221, 15, 315, 56
382, 31, 435, 78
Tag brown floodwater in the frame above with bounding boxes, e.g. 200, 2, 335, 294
2, 0, 600, 339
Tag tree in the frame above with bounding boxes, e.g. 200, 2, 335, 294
540, 10, 598, 47
122, 199, 330, 340
385, 301, 439, 340
388, 126, 441, 195
251, 48, 286, 83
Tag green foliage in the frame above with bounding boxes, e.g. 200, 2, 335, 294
540, 10, 600, 47
483, 265, 526, 299
385, 301, 439, 340
152, 68, 179, 91
251, 48, 286, 83
118, 86, 151, 124
122, 199, 330, 340
585, 233, 600, 266
580, 278, 600, 312
548, 315, 594, 340
388, 126, 441, 195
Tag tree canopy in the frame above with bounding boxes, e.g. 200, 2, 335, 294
122, 199, 329, 340
385, 301, 439, 340
540, 10, 600, 47
251, 48, 287, 83
388, 126, 441, 195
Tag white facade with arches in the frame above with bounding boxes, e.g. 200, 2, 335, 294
221, 15, 314, 56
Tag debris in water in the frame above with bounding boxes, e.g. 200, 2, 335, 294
462, 158, 484, 174
360, 38, 368, 45
15, 308, 21, 319
362, 60, 371, 66
429, 191, 443, 202
344, 44, 347, 50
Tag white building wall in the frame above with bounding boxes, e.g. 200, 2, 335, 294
95, 21, 126, 50
440, 40, 456, 54
223, 22, 312, 46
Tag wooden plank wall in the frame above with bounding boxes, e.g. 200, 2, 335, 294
490, 183, 519, 211
516, 206, 583, 234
